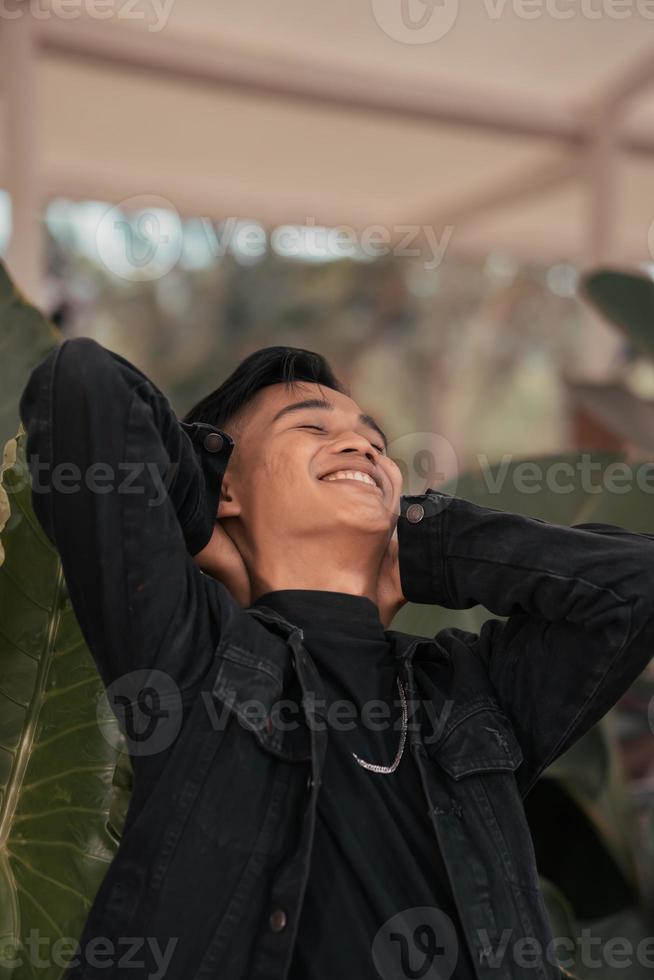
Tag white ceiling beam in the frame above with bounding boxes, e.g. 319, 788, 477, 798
585, 106, 620, 268
419, 153, 579, 230
36, 17, 654, 159
591, 44, 654, 112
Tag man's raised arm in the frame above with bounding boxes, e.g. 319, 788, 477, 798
18, 337, 234, 693
397, 490, 654, 794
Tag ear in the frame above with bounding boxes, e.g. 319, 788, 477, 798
217, 480, 241, 520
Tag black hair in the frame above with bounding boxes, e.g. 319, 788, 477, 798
182, 345, 347, 435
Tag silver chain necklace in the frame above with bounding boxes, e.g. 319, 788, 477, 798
351, 677, 408, 774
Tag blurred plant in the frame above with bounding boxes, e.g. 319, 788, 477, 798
0, 264, 126, 980
1, 259, 653, 978
563, 269, 654, 455
0, 269, 58, 450
568, 268, 654, 823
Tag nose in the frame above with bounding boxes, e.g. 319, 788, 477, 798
338, 440, 377, 464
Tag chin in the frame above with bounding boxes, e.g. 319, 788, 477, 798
337, 504, 392, 533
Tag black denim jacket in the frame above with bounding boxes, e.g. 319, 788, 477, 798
18, 337, 654, 980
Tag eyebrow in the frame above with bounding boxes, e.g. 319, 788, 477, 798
271, 398, 388, 450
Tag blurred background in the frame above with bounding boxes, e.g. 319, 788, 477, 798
3, 3, 654, 454
2, 2, 654, 975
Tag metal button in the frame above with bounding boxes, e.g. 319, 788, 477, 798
406, 503, 424, 524
269, 909, 287, 933
306, 773, 314, 791
203, 432, 224, 453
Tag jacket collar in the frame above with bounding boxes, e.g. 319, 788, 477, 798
247, 603, 447, 667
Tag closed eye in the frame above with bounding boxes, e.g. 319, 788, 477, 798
298, 424, 385, 454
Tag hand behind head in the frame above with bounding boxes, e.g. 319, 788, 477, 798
192, 519, 252, 607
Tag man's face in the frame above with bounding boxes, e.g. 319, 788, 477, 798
220, 381, 403, 546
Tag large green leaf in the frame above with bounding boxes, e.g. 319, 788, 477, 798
0, 263, 59, 451
580, 269, 654, 361
539, 878, 652, 980
0, 438, 126, 980
565, 907, 654, 980
0, 437, 15, 568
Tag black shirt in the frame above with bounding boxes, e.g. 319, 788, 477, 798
251, 589, 477, 980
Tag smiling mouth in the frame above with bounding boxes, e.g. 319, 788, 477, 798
320, 469, 381, 490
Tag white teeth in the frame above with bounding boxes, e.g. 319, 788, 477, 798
322, 470, 377, 487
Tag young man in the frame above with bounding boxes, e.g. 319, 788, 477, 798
19, 337, 654, 980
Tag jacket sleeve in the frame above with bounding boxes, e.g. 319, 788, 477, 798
397, 489, 654, 795
18, 337, 234, 694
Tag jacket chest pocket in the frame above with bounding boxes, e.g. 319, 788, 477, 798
425, 704, 543, 897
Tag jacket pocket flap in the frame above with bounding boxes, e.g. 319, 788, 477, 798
211, 643, 311, 761
212, 644, 284, 723
426, 705, 523, 779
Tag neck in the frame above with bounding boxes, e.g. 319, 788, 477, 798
248, 536, 384, 607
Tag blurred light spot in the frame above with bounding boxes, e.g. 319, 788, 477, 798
46, 197, 183, 281
406, 262, 439, 298
217, 218, 267, 265
0, 190, 10, 254
484, 251, 518, 282
180, 218, 217, 270
546, 263, 578, 298
271, 223, 364, 263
